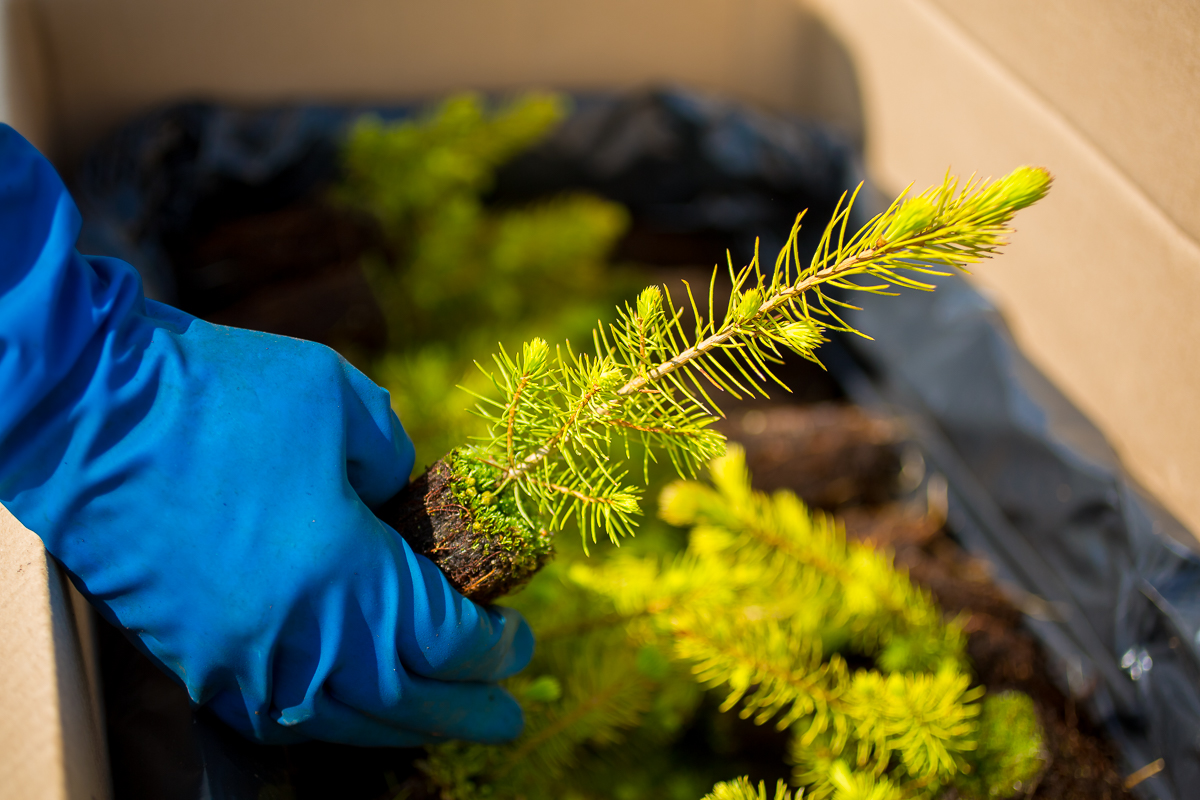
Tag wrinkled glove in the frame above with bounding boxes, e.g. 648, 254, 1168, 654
0, 124, 532, 746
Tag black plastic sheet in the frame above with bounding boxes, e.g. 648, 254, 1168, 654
72, 89, 1199, 800
833, 274, 1200, 800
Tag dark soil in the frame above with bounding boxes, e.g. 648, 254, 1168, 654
722, 399, 1135, 800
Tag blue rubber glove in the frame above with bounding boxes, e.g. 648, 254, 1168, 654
0, 125, 532, 746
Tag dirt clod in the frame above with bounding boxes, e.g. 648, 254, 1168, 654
379, 456, 547, 604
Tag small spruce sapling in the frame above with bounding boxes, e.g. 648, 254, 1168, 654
575, 447, 978, 799
414, 447, 1047, 799
380, 166, 1053, 602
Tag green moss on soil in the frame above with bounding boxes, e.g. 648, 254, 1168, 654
957, 691, 1047, 799
447, 449, 554, 587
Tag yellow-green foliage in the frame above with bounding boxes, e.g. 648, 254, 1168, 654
421, 639, 658, 798
336, 92, 566, 235
704, 777, 796, 800
572, 446, 981, 799
657, 451, 965, 671
335, 93, 637, 466
412, 449, 1044, 800
416, 558, 709, 800
463, 166, 1052, 550
820, 762, 902, 800
954, 692, 1046, 799
370, 192, 628, 351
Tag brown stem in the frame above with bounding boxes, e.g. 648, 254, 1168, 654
614, 251, 871, 398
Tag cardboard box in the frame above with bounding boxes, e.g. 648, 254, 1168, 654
2, 2, 1197, 796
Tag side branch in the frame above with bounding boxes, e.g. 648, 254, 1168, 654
480, 456, 629, 507
482, 248, 879, 486
673, 625, 836, 715
615, 250, 873, 398
604, 418, 701, 437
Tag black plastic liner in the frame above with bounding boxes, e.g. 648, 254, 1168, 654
832, 278, 1200, 800
72, 90, 1200, 800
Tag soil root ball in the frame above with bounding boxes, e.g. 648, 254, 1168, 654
377, 455, 548, 604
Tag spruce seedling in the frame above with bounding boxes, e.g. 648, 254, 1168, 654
381, 167, 1052, 601
415, 447, 1046, 799
575, 446, 980, 799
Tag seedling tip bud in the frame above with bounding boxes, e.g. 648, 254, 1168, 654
637, 286, 664, 321
772, 320, 822, 354
523, 338, 550, 371
884, 196, 938, 242
734, 288, 763, 320
993, 165, 1052, 212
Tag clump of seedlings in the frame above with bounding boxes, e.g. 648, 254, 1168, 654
378, 164, 1053, 602
413, 447, 1047, 799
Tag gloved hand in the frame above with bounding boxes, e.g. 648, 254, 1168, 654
0, 125, 532, 746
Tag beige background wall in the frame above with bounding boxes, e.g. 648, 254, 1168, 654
927, 1, 1200, 247
809, 0, 1200, 547
7, 0, 862, 166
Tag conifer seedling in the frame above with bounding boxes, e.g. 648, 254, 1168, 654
418, 445, 1048, 798
380, 166, 1052, 602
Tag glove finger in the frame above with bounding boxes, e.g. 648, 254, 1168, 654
337, 355, 416, 507
389, 531, 535, 682
332, 356, 535, 683
312, 674, 526, 745
208, 677, 525, 746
